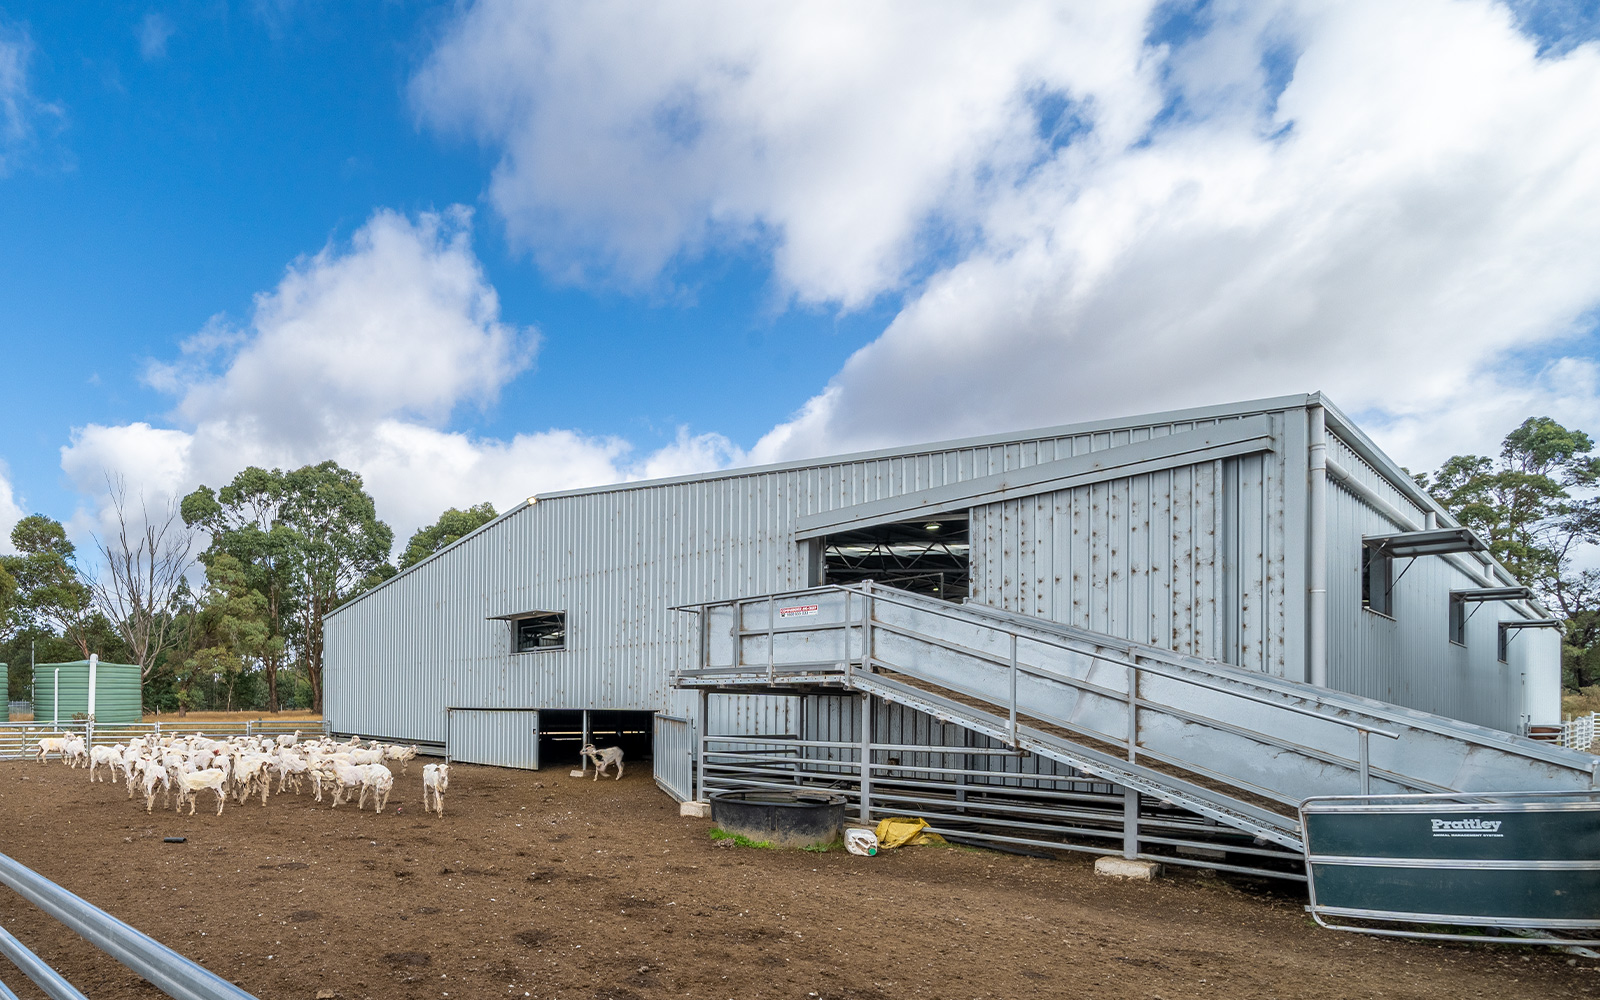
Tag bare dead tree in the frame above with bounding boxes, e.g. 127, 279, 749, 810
87, 475, 197, 679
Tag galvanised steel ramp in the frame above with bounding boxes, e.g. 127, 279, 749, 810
676, 582, 1600, 854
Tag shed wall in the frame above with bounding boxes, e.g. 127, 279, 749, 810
328, 408, 1313, 747
1323, 436, 1536, 732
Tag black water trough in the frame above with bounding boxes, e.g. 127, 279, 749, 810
709, 789, 848, 848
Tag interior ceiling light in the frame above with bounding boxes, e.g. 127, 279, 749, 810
924, 522, 941, 532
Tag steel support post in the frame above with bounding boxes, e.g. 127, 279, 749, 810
1123, 786, 1140, 860
581, 710, 591, 774
859, 692, 873, 823
1309, 404, 1329, 687
696, 690, 709, 802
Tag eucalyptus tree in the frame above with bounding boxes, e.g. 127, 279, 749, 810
2, 515, 97, 658
182, 467, 298, 711
399, 502, 497, 569
1419, 417, 1600, 687
279, 461, 393, 714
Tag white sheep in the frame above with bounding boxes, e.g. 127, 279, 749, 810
88, 744, 124, 783
359, 763, 395, 813
382, 743, 419, 774
275, 730, 301, 748
176, 768, 227, 816
33, 734, 70, 763
579, 744, 624, 781
141, 763, 170, 815
421, 763, 450, 816
328, 759, 368, 809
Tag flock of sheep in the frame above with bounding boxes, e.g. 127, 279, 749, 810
30, 730, 452, 818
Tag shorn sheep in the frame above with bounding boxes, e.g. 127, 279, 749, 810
422, 763, 450, 816
579, 744, 624, 781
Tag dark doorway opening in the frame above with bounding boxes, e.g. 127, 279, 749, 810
536, 710, 655, 770
820, 514, 970, 602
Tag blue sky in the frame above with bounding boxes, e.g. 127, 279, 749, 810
2, 1, 1600, 551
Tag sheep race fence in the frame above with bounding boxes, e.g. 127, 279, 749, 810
0, 718, 329, 761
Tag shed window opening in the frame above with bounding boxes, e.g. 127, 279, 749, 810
819, 515, 970, 602
514, 613, 567, 652
1361, 543, 1394, 617
1497, 623, 1510, 663
1449, 594, 1467, 646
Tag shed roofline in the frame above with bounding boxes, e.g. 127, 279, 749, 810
534, 392, 1318, 501
327, 391, 1544, 622
328, 393, 1320, 619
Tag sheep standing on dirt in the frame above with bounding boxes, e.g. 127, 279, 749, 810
34, 735, 70, 763
359, 763, 394, 813
421, 763, 450, 816
177, 768, 228, 816
579, 744, 624, 781
88, 744, 123, 783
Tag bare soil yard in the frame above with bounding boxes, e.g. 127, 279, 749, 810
0, 759, 1594, 1000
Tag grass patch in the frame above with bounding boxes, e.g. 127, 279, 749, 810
709, 828, 775, 849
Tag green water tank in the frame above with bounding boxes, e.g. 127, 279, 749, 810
34, 660, 142, 725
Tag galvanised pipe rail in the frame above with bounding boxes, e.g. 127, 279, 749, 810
0, 921, 87, 1000
0, 852, 258, 1000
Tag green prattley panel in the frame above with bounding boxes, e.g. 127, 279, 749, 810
1304, 804, 1600, 926
1305, 808, 1600, 862
1309, 864, 1600, 922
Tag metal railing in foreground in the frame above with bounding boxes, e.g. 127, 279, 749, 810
0, 850, 257, 1000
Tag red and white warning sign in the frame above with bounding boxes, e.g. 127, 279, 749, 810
778, 604, 820, 618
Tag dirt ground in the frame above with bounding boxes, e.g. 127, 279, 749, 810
0, 759, 1595, 1000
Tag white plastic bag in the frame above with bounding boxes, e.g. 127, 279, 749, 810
845, 827, 879, 856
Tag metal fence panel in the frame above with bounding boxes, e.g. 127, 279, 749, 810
652, 715, 694, 801
446, 710, 539, 768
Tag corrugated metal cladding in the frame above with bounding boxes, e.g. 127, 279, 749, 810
1323, 438, 1534, 732
447, 710, 539, 768
328, 400, 1313, 748
969, 412, 1292, 675
706, 694, 797, 737
33, 662, 142, 725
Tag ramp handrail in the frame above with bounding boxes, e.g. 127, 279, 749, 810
678, 582, 1598, 798
0, 851, 257, 1000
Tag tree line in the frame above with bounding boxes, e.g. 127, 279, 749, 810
0, 461, 496, 716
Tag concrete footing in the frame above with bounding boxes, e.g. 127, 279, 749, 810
1095, 857, 1162, 881
679, 800, 712, 818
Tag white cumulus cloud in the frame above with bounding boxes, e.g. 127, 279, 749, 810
62, 208, 742, 549
417, 0, 1600, 475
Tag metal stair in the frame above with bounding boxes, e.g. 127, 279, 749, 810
676, 582, 1599, 852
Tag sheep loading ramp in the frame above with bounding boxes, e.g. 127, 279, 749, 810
674, 582, 1600, 944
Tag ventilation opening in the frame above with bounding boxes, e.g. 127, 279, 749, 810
537, 710, 654, 768
820, 515, 970, 602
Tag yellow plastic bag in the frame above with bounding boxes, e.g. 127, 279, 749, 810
873, 816, 947, 848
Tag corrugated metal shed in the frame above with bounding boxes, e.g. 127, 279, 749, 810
324, 392, 1559, 766
33, 662, 142, 725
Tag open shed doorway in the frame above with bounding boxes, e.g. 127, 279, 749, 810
537, 710, 655, 771
819, 514, 970, 602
